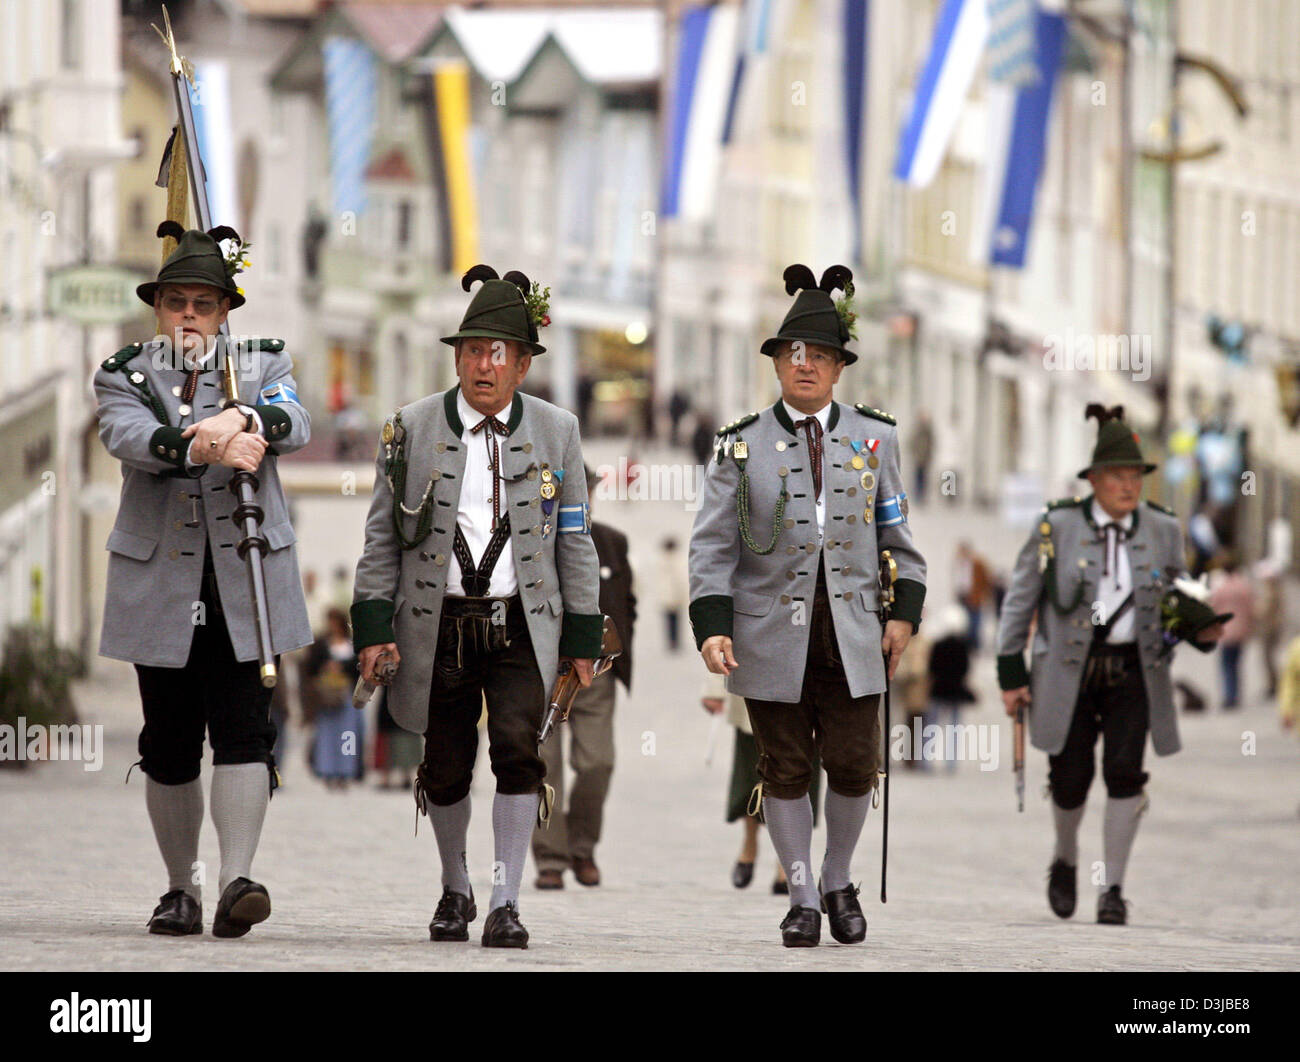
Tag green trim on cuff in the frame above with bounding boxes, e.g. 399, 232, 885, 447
148, 425, 190, 469
256, 403, 294, 443
559, 612, 605, 659
997, 653, 1030, 691
351, 598, 395, 653
891, 578, 925, 630
689, 595, 734, 650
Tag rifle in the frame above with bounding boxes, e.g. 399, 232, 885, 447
153, 7, 279, 687
1014, 706, 1025, 812
537, 617, 624, 746
878, 549, 898, 904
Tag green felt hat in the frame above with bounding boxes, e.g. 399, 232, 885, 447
760, 264, 858, 365
137, 222, 245, 309
1077, 404, 1157, 478
441, 264, 546, 356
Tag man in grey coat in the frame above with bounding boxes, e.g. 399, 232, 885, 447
689, 265, 926, 947
997, 405, 1224, 925
351, 265, 602, 949
93, 224, 312, 939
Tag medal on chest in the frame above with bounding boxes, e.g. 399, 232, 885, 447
540, 465, 564, 538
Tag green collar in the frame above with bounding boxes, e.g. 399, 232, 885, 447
1080, 493, 1142, 536
772, 399, 840, 437
444, 387, 525, 437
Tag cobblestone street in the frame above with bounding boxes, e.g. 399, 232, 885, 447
3, 444, 1297, 971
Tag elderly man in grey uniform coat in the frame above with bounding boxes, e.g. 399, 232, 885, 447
689, 265, 926, 948
351, 265, 602, 949
996, 405, 1224, 925
94, 224, 312, 939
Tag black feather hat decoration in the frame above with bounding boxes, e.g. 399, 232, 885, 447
782, 264, 817, 295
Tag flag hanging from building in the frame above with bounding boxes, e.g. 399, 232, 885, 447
842, 0, 869, 262
423, 60, 480, 275
322, 36, 377, 219
977, 7, 1066, 268
661, 2, 740, 219
721, 0, 774, 144
892, 0, 989, 187
986, 0, 1042, 86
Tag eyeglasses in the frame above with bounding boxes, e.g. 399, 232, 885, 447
775, 349, 839, 367
160, 293, 222, 316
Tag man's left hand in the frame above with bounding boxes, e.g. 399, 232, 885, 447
881, 619, 913, 681
564, 657, 595, 687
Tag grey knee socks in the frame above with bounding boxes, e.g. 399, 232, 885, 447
428, 793, 473, 897
210, 763, 270, 894
763, 794, 819, 909
489, 792, 539, 912
1052, 800, 1085, 866
1102, 793, 1146, 889
820, 789, 870, 893
146, 777, 204, 901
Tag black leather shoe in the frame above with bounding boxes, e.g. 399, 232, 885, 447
779, 906, 821, 948
731, 861, 755, 889
429, 887, 477, 941
1047, 859, 1076, 919
147, 890, 202, 936
212, 878, 271, 939
482, 901, 529, 949
1097, 885, 1128, 925
820, 883, 867, 944
772, 877, 789, 896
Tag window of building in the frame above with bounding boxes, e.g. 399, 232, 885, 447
60, 0, 81, 71
396, 198, 412, 251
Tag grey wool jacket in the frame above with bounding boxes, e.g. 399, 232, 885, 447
688, 399, 926, 703
350, 386, 604, 734
93, 336, 313, 667
995, 495, 1188, 756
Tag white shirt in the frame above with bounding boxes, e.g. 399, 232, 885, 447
445, 387, 518, 597
1090, 499, 1135, 644
782, 399, 831, 535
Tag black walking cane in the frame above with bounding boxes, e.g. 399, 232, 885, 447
878, 550, 898, 903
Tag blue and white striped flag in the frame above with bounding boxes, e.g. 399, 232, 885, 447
893, 0, 989, 187
322, 36, 377, 219
986, 0, 1041, 86
189, 60, 236, 229
661, 3, 740, 220
721, 0, 775, 144
973, 8, 1066, 267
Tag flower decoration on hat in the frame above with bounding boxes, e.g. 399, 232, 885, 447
521, 278, 551, 330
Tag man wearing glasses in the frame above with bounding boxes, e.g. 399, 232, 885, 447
94, 224, 312, 939
689, 264, 927, 948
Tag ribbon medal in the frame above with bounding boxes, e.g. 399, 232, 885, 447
540, 467, 564, 537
